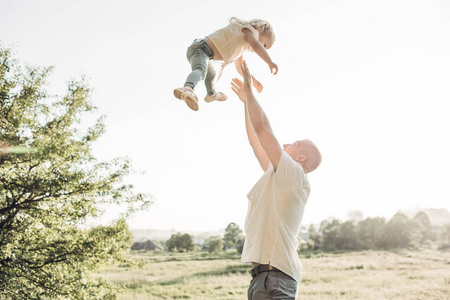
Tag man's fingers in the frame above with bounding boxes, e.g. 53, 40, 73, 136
232, 77, 243, 85
231, 80, 241, 94
232, 78, 243, 87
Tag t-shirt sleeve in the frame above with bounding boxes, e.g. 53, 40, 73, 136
242, 24, 260, 41
274, 151, 310, 200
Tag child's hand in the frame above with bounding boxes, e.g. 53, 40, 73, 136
269, 62, 278, 75
253, 79, 263, 93
231, 78, 246, 103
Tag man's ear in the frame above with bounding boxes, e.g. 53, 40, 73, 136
297, 155, 310, 173
296, 154, 307, 163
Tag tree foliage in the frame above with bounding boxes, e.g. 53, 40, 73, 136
357, 217, 386, 250
306, 211, 440, 252
413, 211, 431, 243
321, 219, 340, 251
322, 220, 362, 251
223, 222, 243, 250
166, 233, 195, 252
207, 237, 224, 254
0, 45, 151, 299
382, 212, 422, 248
439, 224, 450, 249
236, 237, 245, 254
306, 224, 321, 251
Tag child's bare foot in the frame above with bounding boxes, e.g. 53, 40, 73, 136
204, 92, 227, 103
174, 86, 199, 111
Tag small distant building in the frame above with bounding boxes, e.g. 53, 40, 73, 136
131, 240, 164, 251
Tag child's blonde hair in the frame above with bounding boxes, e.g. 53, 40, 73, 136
230, 17, 276, 42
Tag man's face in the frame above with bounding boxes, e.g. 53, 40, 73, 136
283, 140, 310, 162
284, 139, 321, 173
283, 140, 308, 161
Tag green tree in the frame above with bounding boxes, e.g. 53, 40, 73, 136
357, 217, 386, 249
178, 233, 195, 252
208, 237, 224, 254
236, 237, 245, 254
319, 219, 329, 234
166, 233, 195, 252
166, 234, 178, 251
306, 224, 321, 251
382, 212, 423, 249
223, 222, 243, 249
322, 220, 362, 251
337, 221, 362, 250
439, 224, 450, 249
322, 219, 340, 251
0, 45, 151, 299
413, 211, 431, 243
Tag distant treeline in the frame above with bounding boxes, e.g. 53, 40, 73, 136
135, 211, 450, 253
304, 212, 450, 252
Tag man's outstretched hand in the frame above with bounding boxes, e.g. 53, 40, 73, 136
232, 61, 254, 103
231, 78, 246, 103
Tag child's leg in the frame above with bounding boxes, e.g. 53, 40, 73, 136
203, 61, 227, 103
204, 60, 218, 96
185, 40, 211, 90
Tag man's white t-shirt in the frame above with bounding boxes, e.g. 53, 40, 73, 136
241, 150, 310, 283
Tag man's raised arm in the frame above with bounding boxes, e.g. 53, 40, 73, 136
231, 78, 269, 171
241, 61, 283, 171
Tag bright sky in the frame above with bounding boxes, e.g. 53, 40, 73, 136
2, 0, 449, 232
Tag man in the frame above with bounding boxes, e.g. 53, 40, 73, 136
231, 61, 321, 299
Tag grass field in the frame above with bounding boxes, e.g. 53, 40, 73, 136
101, 249, 450, 299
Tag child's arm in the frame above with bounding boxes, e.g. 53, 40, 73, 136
235, 56, 263, 92
242, 28, 278, 75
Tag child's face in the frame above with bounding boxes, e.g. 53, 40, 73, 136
258, 34, 274, 50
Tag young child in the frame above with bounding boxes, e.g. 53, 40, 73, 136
174, 17, 278, 111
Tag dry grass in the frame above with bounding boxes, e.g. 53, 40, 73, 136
100, 249, 450, 299
299, 249, 450, 299
101, 252, 249, 299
